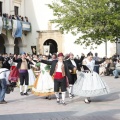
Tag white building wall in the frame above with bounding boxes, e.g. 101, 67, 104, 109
23, 0, 39, 54
27, 0, 116, 57
63, 33, 116, 57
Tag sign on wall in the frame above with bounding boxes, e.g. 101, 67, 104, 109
22, 21, 31, 31
43, 45, 50, 55
31, 46, 37, 55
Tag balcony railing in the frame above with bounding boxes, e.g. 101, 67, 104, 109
2, 17, 31, 32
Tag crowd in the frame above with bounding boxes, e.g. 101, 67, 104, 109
2, 13, 29, 22
94, 53, 120, 78
0, 51, 113, 105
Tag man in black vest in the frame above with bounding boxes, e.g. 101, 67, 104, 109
40, 53, 75, 105
66, 53, 85, 98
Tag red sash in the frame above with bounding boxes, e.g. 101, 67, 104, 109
54, 72, 64, 79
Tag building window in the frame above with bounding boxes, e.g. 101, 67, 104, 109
14, 6, 19, 15
0, 2, 2, 16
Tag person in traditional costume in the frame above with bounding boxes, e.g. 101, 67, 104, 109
39, 53, 75, 105
73, 52, 109, 104
13, 52, 33, 96
66, 53, 84, 98
32, 55, 54, 99
8, 56, 18, 83
26, 55, 36, 88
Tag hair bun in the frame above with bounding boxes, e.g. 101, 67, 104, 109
87, 52, 93, 56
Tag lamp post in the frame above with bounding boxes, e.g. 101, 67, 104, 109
105, 41, 107, 57
116, 38, 120, 55
115, 38, 118, 54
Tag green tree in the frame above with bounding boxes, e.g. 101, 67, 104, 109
48, 0, 120, 46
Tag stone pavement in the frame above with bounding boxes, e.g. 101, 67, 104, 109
0, 76, 120, 120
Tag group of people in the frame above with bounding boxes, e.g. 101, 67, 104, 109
2, 13, 29, 22
0, 52, 109, 105
94, 53, 120, 78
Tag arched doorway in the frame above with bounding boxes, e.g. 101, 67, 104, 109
14, 38, 22, 55
43, 39, 58, 54
0, 35, 6, 54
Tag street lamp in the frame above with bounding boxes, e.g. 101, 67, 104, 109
105, 41, 107, 57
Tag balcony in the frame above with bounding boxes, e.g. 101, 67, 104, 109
1, 14, 31, 38
14, 0, 22, 3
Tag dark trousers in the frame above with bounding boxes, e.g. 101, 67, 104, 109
19, 71, 29, 85
54, 77, 66, 92
69, 74, 77, 85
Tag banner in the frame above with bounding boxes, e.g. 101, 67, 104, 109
0, 17, 3, 34
14, 20, 22, 38
12, 20, 17, 37
22, 21, 31, 31
3, 17, 6, 29
7, 19, 12, 30
43, 45, 50, 55
3, 18, 12, 30
12, 20, 22, 38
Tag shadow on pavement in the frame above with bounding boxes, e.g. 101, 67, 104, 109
0, 109, 120, 120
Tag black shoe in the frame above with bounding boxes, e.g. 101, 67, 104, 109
24, 92, 29, 95
20, 92, 24, 96
114, 76, 119, 78
61, 101, 66, 105
0, 100, 7, 104
3, 100, 7, 103
45, 97, 48, 99
88, 100, 91, 102
72, 94, 75, 97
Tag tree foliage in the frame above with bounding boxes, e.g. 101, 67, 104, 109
48, 0, 120, 46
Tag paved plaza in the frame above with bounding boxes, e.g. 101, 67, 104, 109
0, 76, 120, 120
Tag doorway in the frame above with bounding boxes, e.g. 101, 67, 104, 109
43, 39, 58, 54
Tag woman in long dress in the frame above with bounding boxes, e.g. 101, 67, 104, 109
73, 52, 109, 104
32, 55, 54, 99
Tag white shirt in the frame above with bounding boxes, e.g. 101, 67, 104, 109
83, 58, 95, 71
56, 62, 62, 72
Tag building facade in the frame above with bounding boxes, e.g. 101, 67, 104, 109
0, 0, 118, 57
0, 0, 25, 54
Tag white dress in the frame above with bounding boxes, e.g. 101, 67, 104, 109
73, 58, 109, 97
32, 63, 54, 96
28, 69, 35, 86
